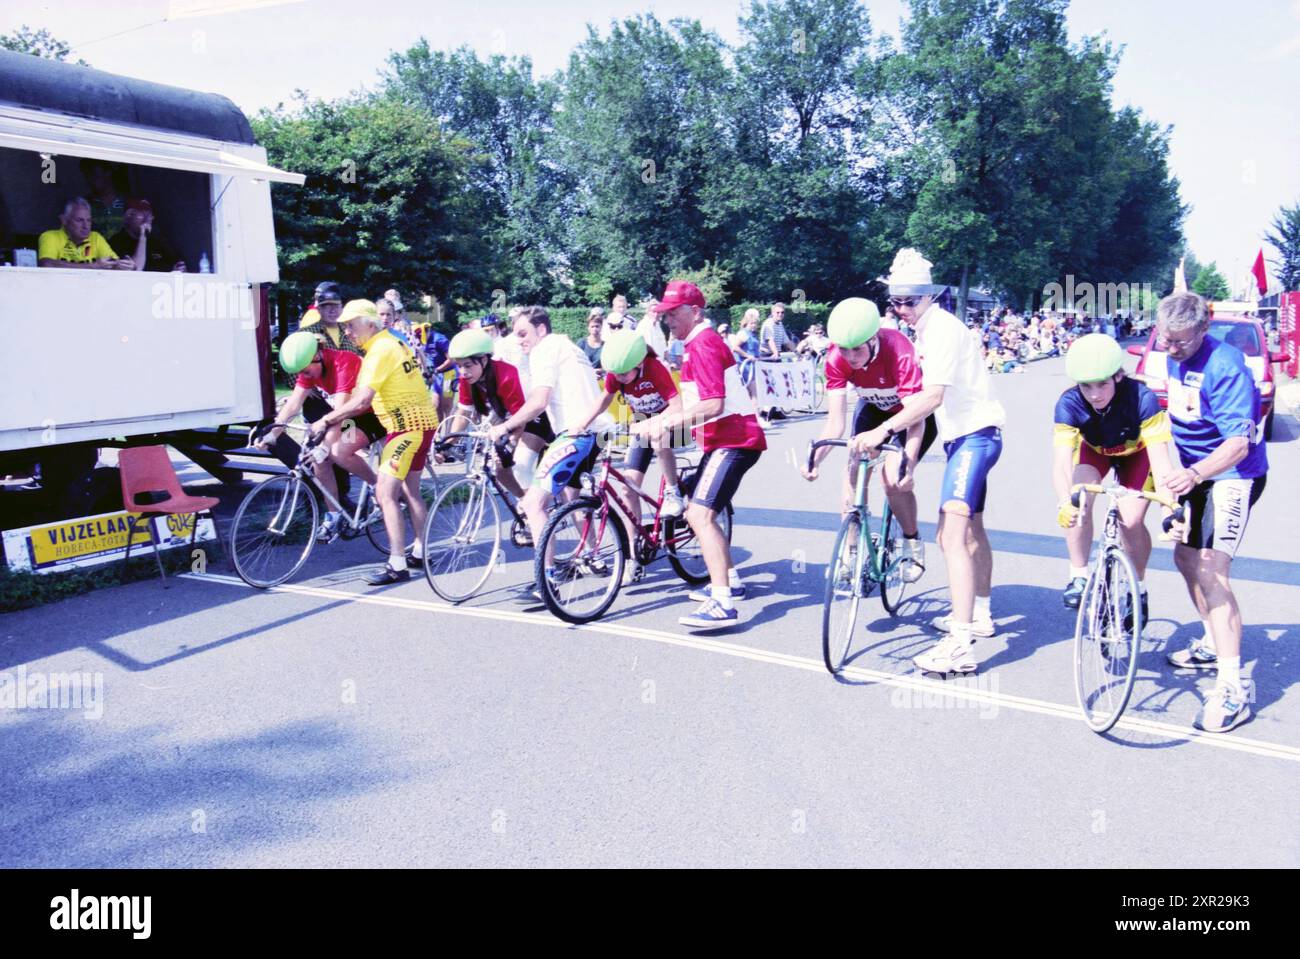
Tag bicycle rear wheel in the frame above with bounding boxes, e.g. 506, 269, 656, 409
367, 460, 442, 555
879, 510, 910, 615
665, 505, 733, 584
536, 498, 627, 624
822, 513, 865, 675
1073, 546, 1141, 733
229, 474, 319, 588
422, 476, 501, 602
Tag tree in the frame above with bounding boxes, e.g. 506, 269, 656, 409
1192, 261, 1231, 301
0, 25, 87, 64
1264, 202, 1300, 292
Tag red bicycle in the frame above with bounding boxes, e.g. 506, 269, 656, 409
533, 434, 733, 624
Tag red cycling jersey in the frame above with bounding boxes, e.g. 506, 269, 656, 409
458, 358, 527, 418
296, 347, 363, 397
604, 356, 678, 416
823, 328, 923, 414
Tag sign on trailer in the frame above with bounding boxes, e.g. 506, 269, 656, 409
3, 510, 216, 574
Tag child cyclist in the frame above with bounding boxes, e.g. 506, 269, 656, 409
802, 298, 935, 584
443, 328, 554, 498
570, 330, 686, 584
1053, 334, 1179, 628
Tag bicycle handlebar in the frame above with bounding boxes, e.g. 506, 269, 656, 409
807, 437, 908, 480
1069, 482, 1186, 534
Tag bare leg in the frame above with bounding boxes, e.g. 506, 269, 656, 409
969, 512, 992, 599
1117, 498, 1153, 580
937, 507, 976, 625
687, 502, 730, 588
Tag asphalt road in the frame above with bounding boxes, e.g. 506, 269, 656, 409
3, 353, 1298, 867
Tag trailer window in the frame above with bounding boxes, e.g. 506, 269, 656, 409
0, 147, 213, 272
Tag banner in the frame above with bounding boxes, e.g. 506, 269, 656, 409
756, 358, 816, 410
3, 510, 216, 575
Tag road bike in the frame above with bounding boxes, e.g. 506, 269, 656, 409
809, 438, 913, 676
1068, 481, 1184, 733
228, 427, 440, 588
534, 433, 732, 624
420, 429, 533, 602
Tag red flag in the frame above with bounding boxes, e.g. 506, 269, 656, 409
1251, 249, 1268, 295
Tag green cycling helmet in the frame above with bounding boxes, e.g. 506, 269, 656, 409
448, 328, 495, 360
827, 297, 882, 349
1065, 333, 1124, 383
280, 330, 321, 374
602, 330, 648, 375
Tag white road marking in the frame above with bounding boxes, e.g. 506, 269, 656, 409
188, 572, 1300, 765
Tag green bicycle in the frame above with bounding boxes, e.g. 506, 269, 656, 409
808, 438, 913, 676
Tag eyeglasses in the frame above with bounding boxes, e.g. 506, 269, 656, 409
889, 297, 921, 308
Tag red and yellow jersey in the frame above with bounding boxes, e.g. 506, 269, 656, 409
356, 330, 439, 434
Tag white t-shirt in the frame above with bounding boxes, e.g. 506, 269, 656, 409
527, 333, 612, 434
914, 304, 1006, 441
492, 332, 529, 392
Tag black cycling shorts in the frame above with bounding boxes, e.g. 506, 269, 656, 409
687, 447, 761, 512
303, 393, 385, 444
852, 400, 938, 463
1181, 475, 1266, 559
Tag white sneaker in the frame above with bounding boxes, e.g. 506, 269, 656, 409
622, 561, 644, 586
1194, 680, 1254, 733
901, 538, 925, 584
1167, 636, 1218, 670
660, 488, 687, 519
914, 635, 979, 674
931, 613, 995, 638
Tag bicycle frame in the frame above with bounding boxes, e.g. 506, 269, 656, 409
437, 430, 527, 529
809, 437, 909, 585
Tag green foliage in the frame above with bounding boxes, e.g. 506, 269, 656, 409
0, 24, 88, 65
1192, 261, 1231, 301
673, 261, 734, 307
729, 300, 833, 335
0, 547, 217, 613
1264, 203, 1300, 292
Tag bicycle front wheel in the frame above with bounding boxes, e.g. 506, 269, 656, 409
1073, 546, 1141, 733
879, 510, 910, 615
822, 513, 865, 675
229, 473, 319, 588
536, 498, 628, 624
665, 505, 733, 585
367, 460, 442, 555
422, 476, 501, 602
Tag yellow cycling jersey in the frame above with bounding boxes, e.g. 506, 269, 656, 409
356, 330, 439, 434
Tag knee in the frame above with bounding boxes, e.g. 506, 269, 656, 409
685, 503, 711, 529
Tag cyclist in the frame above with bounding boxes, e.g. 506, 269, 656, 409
571, 330, 687, 584
802, 298, 934, 584
259, 330, 385, 540
1052, 334, 1177, 625
852, 249, 1006, 674
1158, 292, 1268, 733
444, 327, 553, 498
313, 300, 440, 585
488, 306, 613, 585
633, 280, 766, 629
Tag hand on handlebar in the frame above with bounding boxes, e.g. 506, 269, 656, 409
1056, 498, 1081, 529
487, 422, 510, 445
1160, 507, 1189, 544
850, 426, 890, 458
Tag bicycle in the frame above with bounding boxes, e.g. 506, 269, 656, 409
1068, 482, 1184, 733
420, 429, 532, 602
228, 426, 441, 588
534, 433, 732, 624
808, 437, 913, 676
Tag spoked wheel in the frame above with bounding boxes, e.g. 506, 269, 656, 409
665, 505, 733, 585
822, 513, 866, 675
229, 474, 319, 588
535, 498, 628, 624
422, 476, 501, 602
1073, 547, 1141, 733
367, 460, 442, 555
811, 367, 826, 412
879, 510, 910, 615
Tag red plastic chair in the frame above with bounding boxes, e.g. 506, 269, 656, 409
117, 446, 220, 587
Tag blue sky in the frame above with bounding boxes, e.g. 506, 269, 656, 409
5, 0, 1298, 291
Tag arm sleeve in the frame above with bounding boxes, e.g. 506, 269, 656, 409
1052, 391, 1082, 448
893, 336, 924, 397
530, 340, 558, 391
496, 361, 527, 415
824, 350, 849, 392
37, 231, 62, 261
602, 372, 620, 396
690, 334, 729, 402
355, 343, 392, 393
1135, 383, 1171, 446
1208, 352, 1260, 439
333, 352, 361, 394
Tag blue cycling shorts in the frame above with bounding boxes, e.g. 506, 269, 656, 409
534, 432, 599, 496
939, 427, 1002, 516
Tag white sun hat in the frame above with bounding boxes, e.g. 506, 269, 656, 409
884, 248, 947, 296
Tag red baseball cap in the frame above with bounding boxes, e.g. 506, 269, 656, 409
651, 280, 706, 313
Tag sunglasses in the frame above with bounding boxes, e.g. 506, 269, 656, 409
889, 296, 921, 308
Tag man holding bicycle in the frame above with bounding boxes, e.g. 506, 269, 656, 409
314, 300, 440, 586
851, 249, 1005, 674
803, 298, 934, 584
1157, 292, 1268, 733
634, 280, 766, 629
1053, 334, 1177, 627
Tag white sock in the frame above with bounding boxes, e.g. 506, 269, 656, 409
973, 595, 991, 620
325, 510, 340, 524
1218, 655, 1241, 689
1139, 580, 1147, 595
1201, 618, 1215, 647
711, 584, 734, 610
948, 625, 975, 646
1069, 565, 1088, 580
727, 567, 742, 588
665, 484, 680, 496
389, 554, 407, 572
410, 540, 424, 560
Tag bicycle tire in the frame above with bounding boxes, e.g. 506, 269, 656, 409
535, 497, 628, 624
229, 473, 319, 588
422, 476, 501, 602
665, 505, 733, 585
822, 512, 865, 675
1073, 546, 1141, 733
878, 509, 909, 615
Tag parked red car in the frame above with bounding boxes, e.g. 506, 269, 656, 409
1127, 315, 1287, 440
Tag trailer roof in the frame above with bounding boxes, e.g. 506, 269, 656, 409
0, 49, 254, 145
